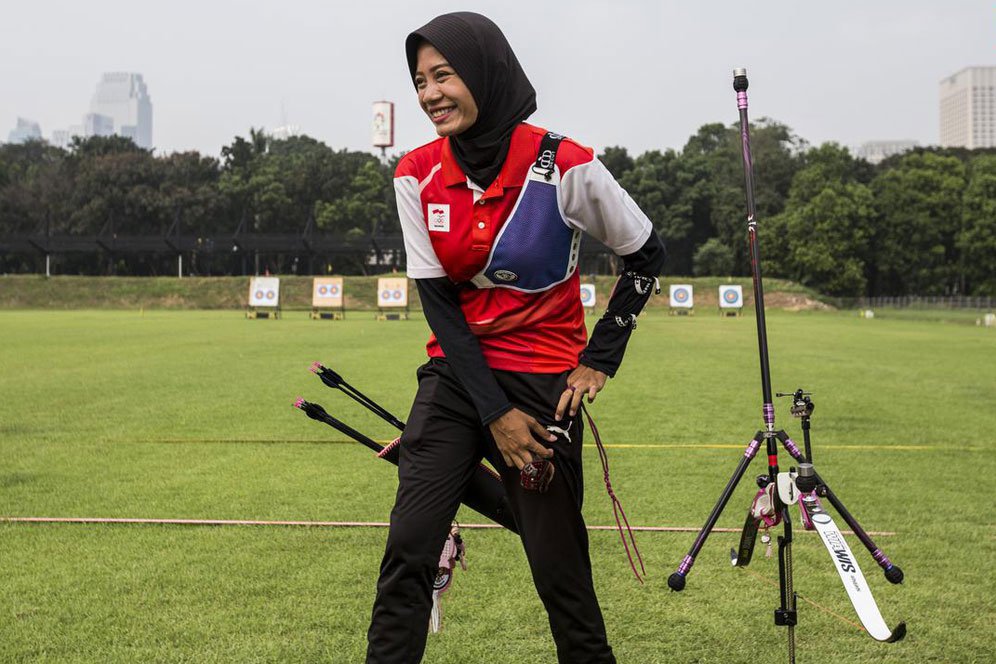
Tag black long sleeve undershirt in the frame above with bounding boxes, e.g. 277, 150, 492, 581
415, 277, 513, 425
579, 232, 667, 377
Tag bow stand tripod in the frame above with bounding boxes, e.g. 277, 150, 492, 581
665, 68, 906, 663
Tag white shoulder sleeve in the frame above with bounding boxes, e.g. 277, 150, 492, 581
559, 157, 652, 255
396, 175, 447, 279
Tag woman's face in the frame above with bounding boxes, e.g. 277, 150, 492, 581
414, 43, 478, 137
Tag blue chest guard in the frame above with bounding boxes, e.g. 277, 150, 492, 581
470, 132, 581, 293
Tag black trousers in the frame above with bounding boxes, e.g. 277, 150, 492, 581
366, 359, 615, 663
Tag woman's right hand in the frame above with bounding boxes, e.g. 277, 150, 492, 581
488, 408, 556, 470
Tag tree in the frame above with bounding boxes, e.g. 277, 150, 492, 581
219, 129, 270, 231
957, 155, 996, 295
0, 140, 70, 234
598, 146, 634, 180
219, 131, 390, 235
618, 149, 693, 273
69, 134, 148, 159
699, 119, 804, 275
693, 238, 735, 276
615, 120, 802, 275
315, 160, 390, 235
159, 151, 228, 241
870, 153, 966, 294
220, 129, 268, 173
68, 149, 166, 235
760, 144, 874, 296
767, 184, 874, 296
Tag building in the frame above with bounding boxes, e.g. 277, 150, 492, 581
7, 117, 42, 144
89, 72, 153, 149
268, 124, 301, 141
50, 129, 72, 149
83, 113, 114, 138
939, 66, 996, 149
55, 125, 86, 149
857, 140, 918, 165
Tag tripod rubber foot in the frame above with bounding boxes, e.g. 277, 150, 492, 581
884, 565, 904, 585
667, 572, 686, 592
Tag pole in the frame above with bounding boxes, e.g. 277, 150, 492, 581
736, 68, 795, 663
735, 69, 775, 427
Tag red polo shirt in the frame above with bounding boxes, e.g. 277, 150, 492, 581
395, 123, 652, 374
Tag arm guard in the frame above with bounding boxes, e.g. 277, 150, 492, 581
579, 232, 666, 377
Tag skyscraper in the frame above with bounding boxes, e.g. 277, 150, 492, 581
939, 66, 996, 149
83, 113, 114, 138
7, 117, 42, 144
89, 72, 153, 149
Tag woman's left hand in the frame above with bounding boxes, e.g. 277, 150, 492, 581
555, 364, 608, 420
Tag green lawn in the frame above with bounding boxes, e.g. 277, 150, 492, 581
1, 309, 994, 663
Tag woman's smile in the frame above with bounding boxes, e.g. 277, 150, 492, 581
429, 105, 455, 122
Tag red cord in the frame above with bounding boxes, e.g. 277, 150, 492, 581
582, 404, 646, 583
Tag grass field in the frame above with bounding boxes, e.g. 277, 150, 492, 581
1, 309, 994, 663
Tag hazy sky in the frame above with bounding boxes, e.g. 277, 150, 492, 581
1, 1, 992, 158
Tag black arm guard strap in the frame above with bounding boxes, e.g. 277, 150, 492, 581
579, 232, 666, 377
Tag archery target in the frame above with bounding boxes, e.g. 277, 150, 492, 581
669, 284, 693, 308
248, 277, 280, 307
719, 285, 743, 308
312, 277, 344, 308
377, 277, 408, 308
579, 283, 596, 308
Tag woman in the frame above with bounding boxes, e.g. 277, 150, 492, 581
367, 12, 665, 663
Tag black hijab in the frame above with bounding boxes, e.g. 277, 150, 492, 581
406, 12, 537, 188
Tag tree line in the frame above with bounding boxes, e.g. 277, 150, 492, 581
1, 121, 994, 295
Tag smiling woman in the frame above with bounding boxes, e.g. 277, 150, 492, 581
413, 45, 478, 136
362, 11, 667, 664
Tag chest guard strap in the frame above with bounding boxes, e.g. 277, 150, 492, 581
531, 132, 565, 181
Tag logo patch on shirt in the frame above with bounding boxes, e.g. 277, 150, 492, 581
427, 204, 450, 232
493, 269, 519, 282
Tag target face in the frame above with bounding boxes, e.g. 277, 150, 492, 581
719, 285, 743, 308
579, 283, 596, 308
378, 278, 408, 308
669, 284, 694, 308
312, 278, 344, 307
248, 277, 280, 307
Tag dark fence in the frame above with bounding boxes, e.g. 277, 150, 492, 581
836, 295, 996, 310
1, 229, 623, 277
